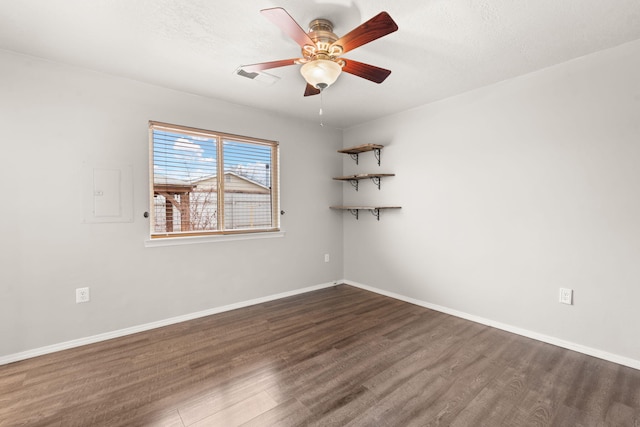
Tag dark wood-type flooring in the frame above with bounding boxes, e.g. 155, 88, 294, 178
1, 285, 639, 426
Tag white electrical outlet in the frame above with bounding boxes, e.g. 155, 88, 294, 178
324, 254, 330, 263
559, 288, 573, 305
76, 287, 90, 303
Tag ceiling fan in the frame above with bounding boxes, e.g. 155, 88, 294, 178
241, 7, 398, 97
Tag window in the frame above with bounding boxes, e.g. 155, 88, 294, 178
149, 121, 279, 238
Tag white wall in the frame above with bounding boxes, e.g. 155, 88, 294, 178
343, 39, 640, 363
0, 50, 344, 358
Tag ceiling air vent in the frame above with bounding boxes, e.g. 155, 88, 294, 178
235, 67, 280, 86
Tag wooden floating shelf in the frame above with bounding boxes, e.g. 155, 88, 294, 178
330, 206, 401, 221
337, 144, 384, 155
338, 144, 384, 166
333, 173, 395, 180
330, 206, 402, 210
333, 173, 395, 190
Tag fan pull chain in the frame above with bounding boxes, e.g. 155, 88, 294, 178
319, 90, 324, 127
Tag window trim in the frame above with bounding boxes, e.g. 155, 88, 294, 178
144, 230, 286, 248
148, 121, 280, 239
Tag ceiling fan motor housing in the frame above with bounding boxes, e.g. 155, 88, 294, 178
305, 19, 343, 60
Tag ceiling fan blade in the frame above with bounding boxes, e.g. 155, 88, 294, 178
304, 83, 321, 97
342, 59, 392, 84
261, 7, 315, 48
241, 59, 299, 73
331, 12, 398, 54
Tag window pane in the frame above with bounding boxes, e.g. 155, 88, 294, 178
152, 130, 218, 234
223, 139, 273, 230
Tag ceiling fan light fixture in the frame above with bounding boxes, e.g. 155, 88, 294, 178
300, 59, 342, 90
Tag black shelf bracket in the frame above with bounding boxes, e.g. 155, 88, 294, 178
331, 206, 399, 220
349, 153, 359, 164
349, 179, 359, 191
370, 176, 381, 190
374, 148, 381, 166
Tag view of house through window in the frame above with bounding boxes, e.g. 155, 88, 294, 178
149, 121, 279, 238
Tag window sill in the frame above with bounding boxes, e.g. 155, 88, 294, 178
144, 231, 285, 248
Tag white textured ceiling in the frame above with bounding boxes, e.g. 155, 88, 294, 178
1, 0, 640, 128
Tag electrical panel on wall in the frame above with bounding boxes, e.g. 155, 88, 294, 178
82, 164, 133, 223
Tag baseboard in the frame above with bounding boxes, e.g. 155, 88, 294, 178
0, 281, 338, 366
344, 280, 640, 371
8, 279, 636, 371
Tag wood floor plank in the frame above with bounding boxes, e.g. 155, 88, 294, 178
176, 374, 278, 425
127, 409, 185, 427
239, 398, 313, 427
409, 354, 505, 426
604, 401, 640, 426
350, 368, 451, 426
1, 285, 640, 426
187, 390, 277, 427
448, 364, 538, 427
